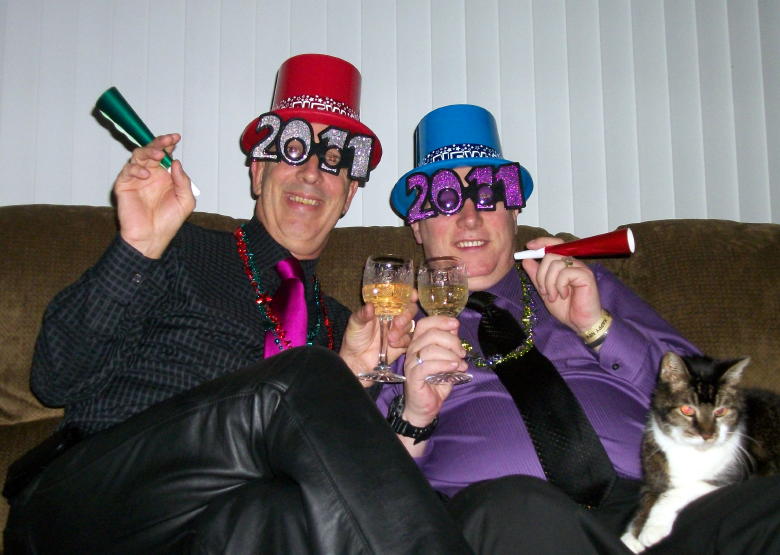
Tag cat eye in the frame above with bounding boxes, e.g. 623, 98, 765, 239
679, 405, 695, 416
714, 407, 729, 417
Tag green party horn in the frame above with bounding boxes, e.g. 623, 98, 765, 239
96, 87, 199, 196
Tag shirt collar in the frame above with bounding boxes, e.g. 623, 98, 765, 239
241, 216, 318, 283
484, 266, 523, 309
462, 266, 524, 319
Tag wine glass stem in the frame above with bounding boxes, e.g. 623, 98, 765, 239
378, 315, 392, 368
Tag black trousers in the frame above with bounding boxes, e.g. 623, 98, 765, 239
4, 347, 471, 554
448, 474, 780, 554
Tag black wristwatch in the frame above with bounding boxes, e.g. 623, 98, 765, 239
386, 394, 438, 444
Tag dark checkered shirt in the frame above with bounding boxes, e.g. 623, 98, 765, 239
30, 217, 350, 435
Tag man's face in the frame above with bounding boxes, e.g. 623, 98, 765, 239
411, 166, 518, 291
251, 122, 359, 260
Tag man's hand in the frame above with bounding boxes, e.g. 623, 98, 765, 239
339, 295, 419, 386
115, 133, 195, 259
399, 316, 467, 455
520, 236, 603, 334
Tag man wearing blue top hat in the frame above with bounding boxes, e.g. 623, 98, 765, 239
375, 104, 780, 554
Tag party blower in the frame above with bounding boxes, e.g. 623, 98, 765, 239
96, 87, 200, 196
514, 228, 635, 260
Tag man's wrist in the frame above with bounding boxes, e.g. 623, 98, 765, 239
578, 309, 613, 349
386, 395, 438, 444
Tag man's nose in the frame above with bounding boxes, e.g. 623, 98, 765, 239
457, 200, 482, 227
297, 154, 322, 184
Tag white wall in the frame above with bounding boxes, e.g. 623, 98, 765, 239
0, 0, 777, 236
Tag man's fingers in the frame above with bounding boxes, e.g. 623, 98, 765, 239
408, 327, 466, 360
412, 344, 465, 367
149, 132, 180, 149
412, 314, 459, 335
132, 134, 180, 166
524, 235, 564, 250
171, 160, 195, 202
120, 162, 150, 182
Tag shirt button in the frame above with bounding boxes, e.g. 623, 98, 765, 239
131, 272, 143, 285
611, 363, 620, 371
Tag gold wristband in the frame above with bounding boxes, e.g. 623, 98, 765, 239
584, 332, 609, 349
578, 310, 613, 343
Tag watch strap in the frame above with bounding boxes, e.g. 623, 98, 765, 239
386, 394, 438, 444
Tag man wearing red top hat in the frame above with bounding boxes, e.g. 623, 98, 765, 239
4, 54, 470, 553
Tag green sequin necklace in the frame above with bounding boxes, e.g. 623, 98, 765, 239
461, 267, 537, 368
234, 224, 334, 350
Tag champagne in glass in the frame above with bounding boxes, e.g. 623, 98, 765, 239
361, 283, 414, 318
358, 255, 414, 383
418, 281, 468, 317
417, 256, 473, 385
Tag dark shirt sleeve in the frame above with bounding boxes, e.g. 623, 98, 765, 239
30, 235, 175, 406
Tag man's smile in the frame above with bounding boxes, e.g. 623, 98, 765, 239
288, 194, 321, 207
455, 239, 486, 248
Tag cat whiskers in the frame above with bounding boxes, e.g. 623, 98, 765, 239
734, 430, 759, 474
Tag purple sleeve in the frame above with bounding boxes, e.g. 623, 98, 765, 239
594, 264, 700, 387
536, 264, 700, 396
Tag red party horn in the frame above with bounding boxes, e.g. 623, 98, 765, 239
514, 228, 635, 260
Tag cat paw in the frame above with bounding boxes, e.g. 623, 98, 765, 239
620, 532, 645, 553
637, 521, 672, 549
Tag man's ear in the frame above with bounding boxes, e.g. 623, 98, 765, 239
250, 160, 266, 197
340, 180, 360, 217
411, 221, 423, 244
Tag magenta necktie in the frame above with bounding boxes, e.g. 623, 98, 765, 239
264, 257, 307, 357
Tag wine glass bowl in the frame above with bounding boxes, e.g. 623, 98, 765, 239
417, 256, 473, 385
418, 257, 469, 317
358, 254, 414, 383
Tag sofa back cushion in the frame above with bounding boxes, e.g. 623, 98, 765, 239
2, 205, 778, 425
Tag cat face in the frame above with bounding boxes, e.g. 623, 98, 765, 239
652, 352, 750, 448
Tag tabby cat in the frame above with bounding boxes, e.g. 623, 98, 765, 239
621, 352, 780, 553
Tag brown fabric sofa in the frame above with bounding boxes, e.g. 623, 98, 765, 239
2, 203, 779, 541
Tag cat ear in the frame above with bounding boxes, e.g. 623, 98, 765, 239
660, 352, 690, 385
720, 356, 751, 388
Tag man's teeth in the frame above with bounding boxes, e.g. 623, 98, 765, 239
457, 240, 485, 248
289, 195, 319, 206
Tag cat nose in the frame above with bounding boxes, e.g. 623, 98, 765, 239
701, 432, 715, 441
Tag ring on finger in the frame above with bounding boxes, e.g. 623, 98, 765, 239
416, 351, 424, 365
409, 320, 416, 334
562, 256, 575, 268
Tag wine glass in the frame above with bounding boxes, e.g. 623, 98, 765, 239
358, 254, 415, 383
417, 256, 473, 385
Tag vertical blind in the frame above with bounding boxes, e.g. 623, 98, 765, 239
0, 0, 777, 236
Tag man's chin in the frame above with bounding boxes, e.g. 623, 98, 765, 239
466, 263, 515, 289
279, 228, 329, 259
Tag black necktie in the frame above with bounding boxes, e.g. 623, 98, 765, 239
466, 291, 525, 357
466, 291, 617, 508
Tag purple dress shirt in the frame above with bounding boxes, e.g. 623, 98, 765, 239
375, 265, 699, 498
